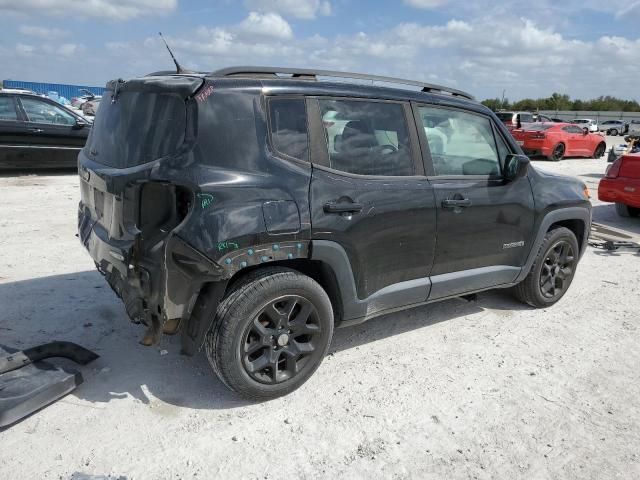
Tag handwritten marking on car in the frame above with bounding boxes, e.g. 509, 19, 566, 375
503, 241, 525, 249
195, 85, 214, 103
196, 193, 214, 209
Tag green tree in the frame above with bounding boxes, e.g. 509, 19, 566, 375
481, 98, 508, 111
481, 93, 640, 112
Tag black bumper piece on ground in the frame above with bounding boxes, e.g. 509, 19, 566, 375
0, 342, 99, 428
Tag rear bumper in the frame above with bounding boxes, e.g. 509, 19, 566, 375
598, 177, 640, 208
522, 146, 553, 157
78, 202, 224, 327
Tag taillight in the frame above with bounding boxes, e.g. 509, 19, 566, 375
532, 133, 546, 139
606, 158, 623, 178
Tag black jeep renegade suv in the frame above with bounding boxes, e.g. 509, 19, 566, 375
78, 67, 591, 399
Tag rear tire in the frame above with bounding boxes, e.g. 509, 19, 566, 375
205, 268, 334, 400
615, 203, 640, 217
610, 128, 619, 136
549, 143, 565, 161
513, 227, 579, 308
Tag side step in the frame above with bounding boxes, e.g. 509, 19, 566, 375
0, 342, 99, 428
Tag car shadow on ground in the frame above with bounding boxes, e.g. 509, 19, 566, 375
0, 270, 531, 415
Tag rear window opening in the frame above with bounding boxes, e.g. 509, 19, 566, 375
84, 90, 187, 168
523, 124, 554, 131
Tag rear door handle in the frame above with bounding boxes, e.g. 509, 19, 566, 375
442, 198, 472, 208
324, 202, 363, 214
29, 128, 44, 133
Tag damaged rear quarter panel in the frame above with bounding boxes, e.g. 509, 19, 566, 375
175, 80, 313, 271
79, 78, 313, 353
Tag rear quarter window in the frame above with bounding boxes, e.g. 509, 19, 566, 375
267, 98, 309, 162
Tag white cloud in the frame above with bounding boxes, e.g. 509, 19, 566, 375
19, 25, 69, 39
403, 0, 448, 9
56, 43, 81, 57
4, 12, 640, 101
116, 15, 640, 100
0, 0, 177, 20
15, 43, 35, 56
238, 12, 293, 39
243, 0, 331, 19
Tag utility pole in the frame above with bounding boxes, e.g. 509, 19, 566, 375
501, 89, 506, 109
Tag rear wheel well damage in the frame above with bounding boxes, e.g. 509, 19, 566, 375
181, 259, 344, 356
224, 259, 344, 323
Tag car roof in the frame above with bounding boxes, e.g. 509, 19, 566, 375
142, 68, 482, 108
0, 91, 87, 119
0, 89, 37, 95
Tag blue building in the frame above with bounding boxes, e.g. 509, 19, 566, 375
1, 80, 105, 100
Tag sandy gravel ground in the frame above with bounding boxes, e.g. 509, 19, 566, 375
0, 139, 639, 480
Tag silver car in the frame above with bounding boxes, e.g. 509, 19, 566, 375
599, 120, 628, 136
629, 120, 640, 135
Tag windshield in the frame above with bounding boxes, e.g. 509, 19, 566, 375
84, 90, 186, 168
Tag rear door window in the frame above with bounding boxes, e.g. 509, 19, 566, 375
318, 99, 414, 176
419, 106, 502, 176
20, 97, 76, 126
268, 98, 309, 162
0, 96, 18, 120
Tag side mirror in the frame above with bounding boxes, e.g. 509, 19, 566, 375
504, 154, 529, 181
73, 119, 88, 130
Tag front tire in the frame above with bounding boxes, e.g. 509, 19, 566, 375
615, 203, 640, 217
205, 268, 334, 400
513, 227, 579, 308
594, 142, 606, 159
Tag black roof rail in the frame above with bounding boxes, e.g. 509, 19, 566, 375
209, 66, 474, 100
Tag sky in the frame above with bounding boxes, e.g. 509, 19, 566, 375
1, 0, 639, 101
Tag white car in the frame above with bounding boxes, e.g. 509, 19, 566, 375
571, 118, 598, 133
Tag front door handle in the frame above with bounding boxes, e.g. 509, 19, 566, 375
442, 198, 472, 208
324, 202, 363, 214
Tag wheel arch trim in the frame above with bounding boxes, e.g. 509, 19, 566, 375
515, 207, 591, 283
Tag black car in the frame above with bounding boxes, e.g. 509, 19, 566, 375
78, 67, 591, 399
0, 92, 90, 170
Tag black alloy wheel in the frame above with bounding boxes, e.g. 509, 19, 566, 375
539, 240, 575, 300
242, 295, 323, 384
594, 143, 606, 158
204, 267, 334, 400
512, 227, 579, 308
550, 143, 565, 161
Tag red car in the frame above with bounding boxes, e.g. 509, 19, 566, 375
511, 123, 607, 161
598, 153, 640, 217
